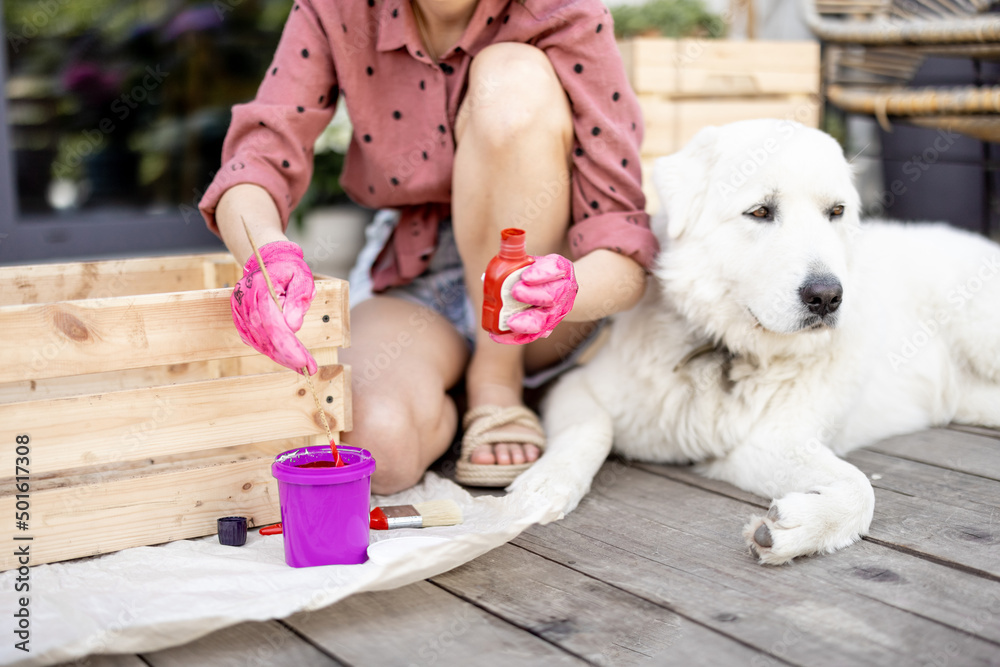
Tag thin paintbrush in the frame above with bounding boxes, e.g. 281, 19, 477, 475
259, 500, 463, 534
241, 217, 343, 466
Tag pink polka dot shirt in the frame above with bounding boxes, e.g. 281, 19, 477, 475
199, 0, 659, 291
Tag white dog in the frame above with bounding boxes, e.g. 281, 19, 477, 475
512, 119, 1000, 564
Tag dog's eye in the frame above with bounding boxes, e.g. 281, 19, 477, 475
746, 206, 772, 221
829, 204, 845, 219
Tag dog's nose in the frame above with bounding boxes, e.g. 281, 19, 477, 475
799, 276, 843, 316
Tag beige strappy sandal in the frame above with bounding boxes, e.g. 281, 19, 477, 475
454, 405, 546, 487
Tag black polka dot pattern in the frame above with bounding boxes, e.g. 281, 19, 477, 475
229, 3, 654, 271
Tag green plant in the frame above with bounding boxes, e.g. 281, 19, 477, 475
611, 0, 727, 39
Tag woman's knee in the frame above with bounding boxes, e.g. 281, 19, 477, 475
346, 388, 455, 495
459, 43, 572, 147
348, 397, 425, 494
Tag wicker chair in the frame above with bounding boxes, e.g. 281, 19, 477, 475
804, 0, 1000, 141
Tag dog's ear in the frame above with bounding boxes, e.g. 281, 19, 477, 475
651, 126, 719, 240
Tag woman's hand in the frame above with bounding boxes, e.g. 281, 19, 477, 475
231, 241, 318, 374
490, 254, 578, 345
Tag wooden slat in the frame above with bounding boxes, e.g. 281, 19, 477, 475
0, 360, 222, 404
201, 256, 242, 290
230, 346, 339, 376
639, 96, 823, 157
0, 279, 348, 383
847, 448, 1000, 515
867, 427, 1000, 481
0, 438, 306, 495
517, 463, 1000, 665
675, 40, 820, 97
283, 580, 586, 666
433, 542, 777, 665
948, 423, 1000, 442
0, 348, 340, 405
0, 444, 285, 570
640, 448, 1000, 579
141, 620, 343, 667
0, 254, 234, 306
619, 38, 679, 98
636, 459, 1000, 643
0, 365, 348, 475
621, 38, 819, 97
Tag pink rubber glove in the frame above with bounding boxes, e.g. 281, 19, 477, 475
231, 241, 318, 375
490, 254, 578, 345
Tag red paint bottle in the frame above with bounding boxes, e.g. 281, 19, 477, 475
482, 228, 535, 335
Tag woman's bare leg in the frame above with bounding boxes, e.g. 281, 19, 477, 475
340, 297, 469, 494
453, 42, 592, 465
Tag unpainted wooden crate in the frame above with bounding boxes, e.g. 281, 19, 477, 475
617, 37, 822, 210
0, 253, 351, 570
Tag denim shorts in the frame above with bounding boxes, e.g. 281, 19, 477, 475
348, 209, 604, 388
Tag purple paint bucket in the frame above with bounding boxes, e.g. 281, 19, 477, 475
271, 445, 376, 567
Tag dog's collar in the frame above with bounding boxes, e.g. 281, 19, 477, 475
672, 341, 729, 372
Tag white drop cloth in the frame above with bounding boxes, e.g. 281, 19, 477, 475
0, 474, 565, 667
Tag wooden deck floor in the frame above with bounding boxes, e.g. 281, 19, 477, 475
65, 426, 1000, 667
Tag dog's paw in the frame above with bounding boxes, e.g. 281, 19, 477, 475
743, 486, 874, 565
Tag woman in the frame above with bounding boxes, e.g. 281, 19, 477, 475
199, 0, 658, 494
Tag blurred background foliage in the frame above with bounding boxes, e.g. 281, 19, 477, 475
4, 0, 345, 220
611, 0, 727, 39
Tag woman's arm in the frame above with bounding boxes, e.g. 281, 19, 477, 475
216, 183, 289, 265
566, 249, 647, 323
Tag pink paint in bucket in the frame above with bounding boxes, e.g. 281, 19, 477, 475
271, 445, 376, 567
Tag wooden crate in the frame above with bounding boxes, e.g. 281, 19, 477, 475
617, 37, 821, 211
0, 253, 351, 570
